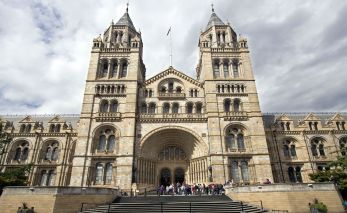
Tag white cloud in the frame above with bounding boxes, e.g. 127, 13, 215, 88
0, 0, 346, 114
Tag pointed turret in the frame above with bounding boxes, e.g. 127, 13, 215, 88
115, 8, 136, 30
206, 8, 225, 30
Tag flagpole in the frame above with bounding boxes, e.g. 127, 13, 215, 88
170, 28, 173, 67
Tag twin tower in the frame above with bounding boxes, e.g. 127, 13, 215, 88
70, 7, 272, 191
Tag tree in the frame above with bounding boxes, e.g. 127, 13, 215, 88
309, 151, 347, 198
0, 129, 12, 155
0, 164, 32, 186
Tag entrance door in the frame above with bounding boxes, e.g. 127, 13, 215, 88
174, 167, 185, 184
160, 168, 171, 186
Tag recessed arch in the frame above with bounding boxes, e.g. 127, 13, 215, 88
140, 126, 207, 160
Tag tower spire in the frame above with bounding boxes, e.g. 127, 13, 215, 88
126, 1, 129, 13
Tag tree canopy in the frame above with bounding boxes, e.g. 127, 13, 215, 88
309, 151, 347, 198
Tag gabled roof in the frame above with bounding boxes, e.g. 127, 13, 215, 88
116, 11, 136, 30
19, 116, 36, 123
304, 113, 320, 121
206, 11, 225, 30
145, 66, 203, 88
275, 114, 292, 121
329, 113, 345, 121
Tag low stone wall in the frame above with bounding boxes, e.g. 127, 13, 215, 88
0, 186, 119, 213
225, 183, 344, 213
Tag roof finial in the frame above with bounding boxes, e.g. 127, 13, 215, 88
126, 1, 129, 13
211, 3, 214, 12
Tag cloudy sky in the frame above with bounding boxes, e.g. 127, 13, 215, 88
0, 0, 346, 115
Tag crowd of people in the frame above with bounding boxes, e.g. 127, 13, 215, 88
157, 182, 225, 196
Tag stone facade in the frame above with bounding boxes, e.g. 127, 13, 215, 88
0, 8, 346, 192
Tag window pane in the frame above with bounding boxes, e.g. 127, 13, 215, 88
241, 161, 249, 182
237, 134, 245, 149
52, 147, 59, 160
105, 164, 113, 184
98, 135, 106, 151
231, 161, 240, 182
107, 135, 115, 151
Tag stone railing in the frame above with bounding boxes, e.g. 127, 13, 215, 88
224, 111, 248, 121
139, 113, 206, 119
158, 92, 186, 99
95, 84, 126, 95
100, 48, 131, 52
95, 112, 121, 121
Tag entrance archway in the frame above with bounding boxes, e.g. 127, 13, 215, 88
138, 126, 208, 186
160, 168, 171, 186
174, 167, 185, 184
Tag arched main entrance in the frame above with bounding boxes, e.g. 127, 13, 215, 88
138, 127, 209, 187
174, 167, 185, 184
160, 168, 171, 186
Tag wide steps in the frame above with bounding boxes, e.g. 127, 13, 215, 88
81, 195, 267, 213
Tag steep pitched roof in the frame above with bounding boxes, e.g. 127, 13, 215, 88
116, 11, 136, 30
206, 12, 225, 30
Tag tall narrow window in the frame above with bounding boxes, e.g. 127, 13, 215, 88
120, 62, 127, 78
213, 61, 220, 78
225, 135, 235, 150
141, 103, 147, 113
172, 103, 179, 114
100, 100, 109, 113
187, 102, 193, 114
224, 99, 231, 112
95, 163, 104, 184
283, 145, 289, 157
231, 161, 240, 183
223, 62, 229, 78
314, 122, 318, 130
163, 103, 170, 114
233, 99, 240, 112
241, 161, 249, 182
148, 103, 156, 114
40, 170, 48, 186
102, 62, 108, 78
111, 62, 118, 78
55, 124, 61, 133
311, 143, 318, 156
45, 147, 52, 160
107, 135, 115, 151
336, 122, 341, 130
232, 60, 239, 78
25, 124, 31, 133
237, 134, 245, 149
319, 144, 325, 156
19, 124, 25, 133
105, 163, 113, 184
47, 170, 55, 186
286, 122, 291, 131
52, 147, 59, 161
196, 103, 202, 114
290, 145, 296, 157
308, 122, 313, 130
98, 135, 106, 151
288, 167, 295, 182
110, 100, 118, 112
295, 167, 302, 182
14, 147, 21, 160
168, 82, 174, 93
21, 147, 29, 161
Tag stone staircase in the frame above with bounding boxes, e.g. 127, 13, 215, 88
80, 195, 267, 213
